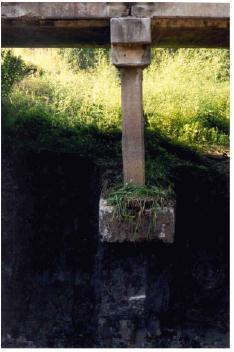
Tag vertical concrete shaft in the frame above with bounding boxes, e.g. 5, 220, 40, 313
111, 17, 151, 186
121, 67, 145, 185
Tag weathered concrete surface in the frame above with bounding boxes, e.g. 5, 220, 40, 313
99, 198, 175, 243
111, 44, 151, 67
111, 17, 151, 44
132, 2, 230, 18
110, 20, 149, 185
151, 17, 229, 48
1, 2, 229, 48
1, 2, 129, 19
121, 68, 145, 185
1, 19, 111, 48
1, 2, 229, 20
111, 17, 151, 66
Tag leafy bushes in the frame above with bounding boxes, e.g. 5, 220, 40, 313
144, 49, 229, 148
2, 48, 229, 159
59, 48, 109, 70
1, 49, 36, 97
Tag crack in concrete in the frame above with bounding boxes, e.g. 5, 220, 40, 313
127, 3, 133, 16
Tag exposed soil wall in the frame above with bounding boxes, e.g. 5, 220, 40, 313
1, 147, 229, 347
2, 149, 101, 347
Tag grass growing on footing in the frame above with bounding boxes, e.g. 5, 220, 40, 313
105, 183, 175, 238
106, 183, 174, 209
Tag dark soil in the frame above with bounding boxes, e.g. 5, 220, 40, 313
1, 141, 229, 347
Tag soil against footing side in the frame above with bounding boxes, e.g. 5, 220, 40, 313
157, 156, 230, 348
1, 144, 229, 348
1, 147, 101, 347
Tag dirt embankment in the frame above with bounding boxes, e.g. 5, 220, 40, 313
1, 145, 229, 347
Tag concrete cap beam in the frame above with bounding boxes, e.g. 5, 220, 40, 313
111, 18, 151, 68
111, 17, 151, 44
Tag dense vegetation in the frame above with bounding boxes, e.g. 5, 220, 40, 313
1, 48, 230, 191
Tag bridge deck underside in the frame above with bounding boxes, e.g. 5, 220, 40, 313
1, 2, 230, 48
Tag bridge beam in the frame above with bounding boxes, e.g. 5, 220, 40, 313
111, 18, 151, 186
1, 2, 229, 48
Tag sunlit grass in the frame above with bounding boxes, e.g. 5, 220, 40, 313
8, 47, 230, 149
2, 48, 229, 189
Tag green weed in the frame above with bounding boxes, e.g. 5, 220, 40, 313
1, 48, 230, 190
105, 183, 174, 238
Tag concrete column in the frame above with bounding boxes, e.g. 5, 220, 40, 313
121, 67, 145, 185
111, 18, 151, 186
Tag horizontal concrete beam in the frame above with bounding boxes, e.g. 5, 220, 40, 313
1, 2, 129, 19
1, 2, 230, 48
1, 2, 229, 20
132, 2, 230, 18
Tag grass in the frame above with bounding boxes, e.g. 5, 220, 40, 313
144, 49, 229, 149
104, 183, 175, 239
105, 184, 169, 238
105, 183, 174, 216
2, 48, 230, 194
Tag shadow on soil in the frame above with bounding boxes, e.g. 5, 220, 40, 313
1, 142, 229, 347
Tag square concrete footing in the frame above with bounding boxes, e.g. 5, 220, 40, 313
99, 198, 175, 243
